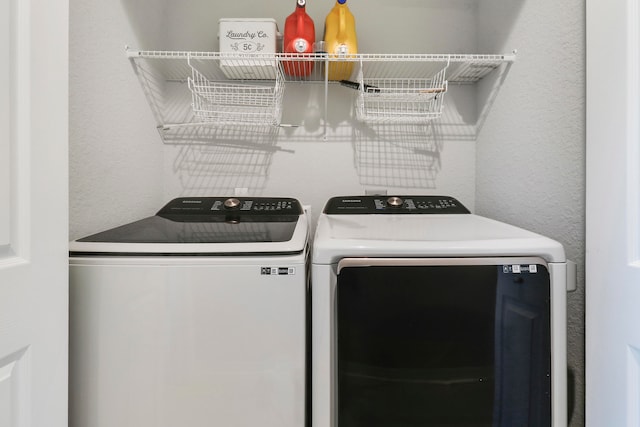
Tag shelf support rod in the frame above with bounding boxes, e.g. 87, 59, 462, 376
323, 56, 329, 141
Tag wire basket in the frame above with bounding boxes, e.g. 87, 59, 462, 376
187, 56, 285, 126
355, 66, 448, 124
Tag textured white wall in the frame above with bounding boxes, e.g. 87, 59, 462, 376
69, 0, 166, 240
476, 1, 585, 425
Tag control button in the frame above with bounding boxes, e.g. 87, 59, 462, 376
224, 198, 241, 209
387, 196, 404, 207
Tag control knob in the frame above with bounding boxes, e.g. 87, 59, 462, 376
224, 198, 241, 209
387, 196, 404, 208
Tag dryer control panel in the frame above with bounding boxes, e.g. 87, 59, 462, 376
323, 195, 470, 214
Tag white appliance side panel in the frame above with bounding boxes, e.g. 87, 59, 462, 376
549, 262, 569, 427
310, 264, 337, 427
69, 262, 306, 427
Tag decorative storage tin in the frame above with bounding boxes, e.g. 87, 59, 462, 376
218, 18, 281, 79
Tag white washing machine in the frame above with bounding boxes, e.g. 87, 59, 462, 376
69, 196, 309, 427
311, 195, 575, 427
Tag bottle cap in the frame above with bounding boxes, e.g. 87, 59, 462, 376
297, 0, 306, 6
337, 0, 347, 4
294, 38, 309, 53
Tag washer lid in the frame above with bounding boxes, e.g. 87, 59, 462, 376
70, 197, 308, 256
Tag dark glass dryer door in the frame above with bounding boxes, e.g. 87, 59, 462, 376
336, 257, 552, 427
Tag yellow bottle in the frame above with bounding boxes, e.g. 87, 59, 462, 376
323, 0, 357, 81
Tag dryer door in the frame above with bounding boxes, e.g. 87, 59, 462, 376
335, 257, 552, 427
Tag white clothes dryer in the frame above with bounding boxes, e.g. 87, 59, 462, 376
311, 195, 574, 427
69, 196, 309, 427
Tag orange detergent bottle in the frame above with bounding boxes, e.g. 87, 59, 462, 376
323, 0, 357, 80
283, 0, 316, 77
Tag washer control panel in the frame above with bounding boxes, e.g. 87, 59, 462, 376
323, 195, 470, 214
157, 197, 303, 221
210, 198, 299, 213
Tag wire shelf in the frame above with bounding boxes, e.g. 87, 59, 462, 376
187, 56, 285, 126
127, 50, 514, 84
126, 49, 515, 136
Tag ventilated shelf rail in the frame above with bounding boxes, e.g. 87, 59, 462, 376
126, 49, 515, 139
